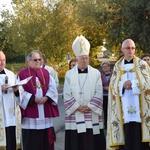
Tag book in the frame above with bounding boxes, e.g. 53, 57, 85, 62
7, 76, 32, 88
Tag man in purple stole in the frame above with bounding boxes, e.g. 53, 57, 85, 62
16, 50, 59, 150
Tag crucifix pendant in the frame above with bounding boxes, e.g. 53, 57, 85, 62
79, 91, 83, 97
36, 81, 41, 89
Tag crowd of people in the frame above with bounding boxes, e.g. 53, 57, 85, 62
0, 35, 150, 150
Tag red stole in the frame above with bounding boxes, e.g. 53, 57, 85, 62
18, 67, 59, 118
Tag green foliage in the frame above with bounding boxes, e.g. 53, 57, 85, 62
6, 63, 26, 74
3, 0, 83, 64
107, 0, 150, 53
76, 0, 108, 47
1, 0, 150, 67
90, 46, 101, 67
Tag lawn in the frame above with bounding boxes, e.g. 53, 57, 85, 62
6, 63, 26, 74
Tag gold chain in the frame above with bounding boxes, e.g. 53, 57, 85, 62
28, 67, 46, 89
78, 74, 88, 96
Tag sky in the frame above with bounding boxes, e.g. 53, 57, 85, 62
0, 0, 12, 11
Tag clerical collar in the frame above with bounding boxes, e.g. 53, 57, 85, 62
0, 70, 5, 74
105, 73, 111, 76
42, 64, 45, 68
78, 67, 88, 73
124, 59, 133, 64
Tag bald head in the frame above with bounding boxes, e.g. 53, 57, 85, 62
0, 51, 6, 71
121, 39, 136, 60
0, 51, 5, 56
121, 39, 135, 48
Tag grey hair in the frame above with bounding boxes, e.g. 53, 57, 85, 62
100, 60, 110, 67
26, 50, 43, 62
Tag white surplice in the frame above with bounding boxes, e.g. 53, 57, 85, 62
0, 68, 21, 147
16, 75, 58, 129
63, 65, 103, 135
118, 63, 141, 123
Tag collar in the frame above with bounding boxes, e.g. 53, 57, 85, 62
78, 67, 88, 73
124, 59, 133, 64
42, 64, 45, 68
0, 70, 5, 74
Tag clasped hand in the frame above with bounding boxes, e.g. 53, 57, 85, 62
35, 97, 48, 104
123, 80, 132, 90
77, 105, 90, 113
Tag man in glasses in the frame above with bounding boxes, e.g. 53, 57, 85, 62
141, 53, 150, 67
107, 39, 150, 150
16, 50, 59, 150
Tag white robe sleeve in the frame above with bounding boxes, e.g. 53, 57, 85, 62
63, 73, 80, 116
51, 68, 59, 88
0, 85, 2, 99
45, 75, 58, 104
118, 81, 124, 96
131, 79, 140, 95
16, 77, 32, 110
44, 66, 59, 88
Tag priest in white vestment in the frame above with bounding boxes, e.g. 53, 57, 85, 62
0, 51, 21, 150
63, 35, 106, 150
107, 39, 150, 150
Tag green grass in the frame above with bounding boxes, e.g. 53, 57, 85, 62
6, 63, 26, 74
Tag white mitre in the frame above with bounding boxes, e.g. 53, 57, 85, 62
72, 35, 90, 57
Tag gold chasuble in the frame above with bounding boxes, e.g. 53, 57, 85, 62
106, 56, 150, 150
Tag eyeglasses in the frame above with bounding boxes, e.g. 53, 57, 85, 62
32, 58, 41, 62
123, 47, 136, 50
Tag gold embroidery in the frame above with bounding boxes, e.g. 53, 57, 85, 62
127, 105, 136, 114
144, 89, 150, 96
139, 64, 146, 71
145, 116, 150, 124
143, 113, 150, 135
0, 128, 4, 141
108, 56, 150, 146
121, 68, 135, 74
79, 38, 88, 53
112, 120, 120, 140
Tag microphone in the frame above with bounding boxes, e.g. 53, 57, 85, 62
5, 76, 8, 94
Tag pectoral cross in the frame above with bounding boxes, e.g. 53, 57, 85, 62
79, 91, 83, 97
36, 81, 41, 88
